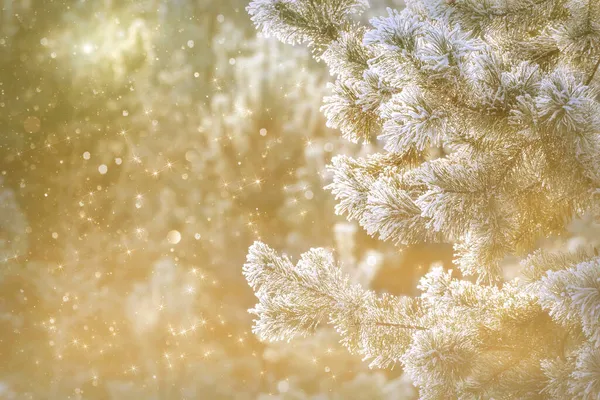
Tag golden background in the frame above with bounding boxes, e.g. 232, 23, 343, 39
0, 1, 449, 398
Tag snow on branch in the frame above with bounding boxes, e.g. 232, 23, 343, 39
247, 0, 370, 55
245, 0, 600, 396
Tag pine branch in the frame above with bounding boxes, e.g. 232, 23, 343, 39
374, 321, 427, 331
585, 56, 600, 85
245, 1, 600, 397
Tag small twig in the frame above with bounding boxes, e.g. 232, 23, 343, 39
585, 56, 600, 86
375, 321, 428, 331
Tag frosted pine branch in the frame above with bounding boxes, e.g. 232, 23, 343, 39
244, 242, 427, 367
244, 243, 600, 398
539, 257, 600, 346
245, 0, 600, 397
247, 0, 369, 55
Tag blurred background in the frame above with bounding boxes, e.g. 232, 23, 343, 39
0, 1, 424, 398
8, 0, 597, 399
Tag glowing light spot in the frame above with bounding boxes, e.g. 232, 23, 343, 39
82, 43, 94, 54
367, 254, 380, 266
23, 116, 41, 133
98, 164, 108, 175
277, 381, 289, 393
167, 230, 181, 245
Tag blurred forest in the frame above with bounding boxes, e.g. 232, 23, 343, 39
0, 0, 426, 399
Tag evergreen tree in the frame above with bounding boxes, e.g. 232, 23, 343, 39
244, 0, 600, 398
